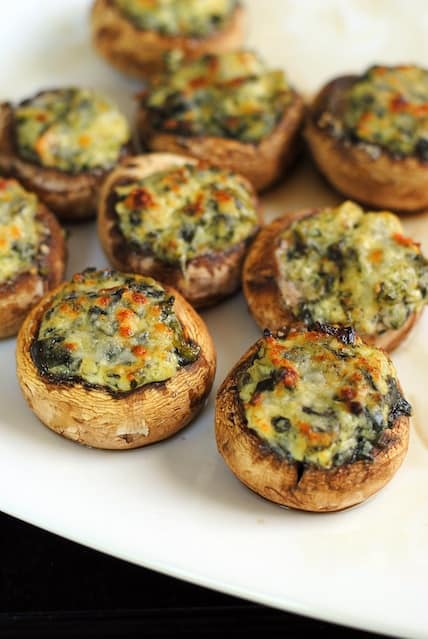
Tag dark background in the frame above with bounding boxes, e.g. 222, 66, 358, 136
0, 511, 393, 639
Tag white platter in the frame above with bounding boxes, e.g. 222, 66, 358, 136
1, 1, 428, 637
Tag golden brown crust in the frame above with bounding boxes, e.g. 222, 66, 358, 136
137, 92, 305, 193
304, 76, 428, 212
215, 337, 410, 513
242, 209, 422, 351
0, 102, 133, 222
0, 200, 67, 339
16, 278, 216, 450
97, 153, 262, 308
90, 0, 246, 80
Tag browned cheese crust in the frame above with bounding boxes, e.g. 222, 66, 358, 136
16, 280, 217, 450
0, 102, 132, 222
215, 338, 410, 513
304, 76, 428, 213
242, 209, 421, 351
0, 201, 66, 338
137, 92, 305, 193
90, 0, 246, 80
97, 153, 262, 308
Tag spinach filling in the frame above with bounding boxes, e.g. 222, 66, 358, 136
114, 163, 258, 269
31, 268, 200, 393
15, 88, 130, 174
238, 328, 411, 469
0, 179, 46, 285
321, 65, 428, 159
145, 51, 292, 143
276, 201, 428, 336
114, 0, 238, 37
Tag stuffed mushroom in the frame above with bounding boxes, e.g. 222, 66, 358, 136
97, 153, 261, 308
137, 50, 305, 192
91, 0, 245, 80
243, 200, 428, 351
0, 178, 66, 338
0, 88, 132, 222
305, 64, 428, 212
215, 324, 411, 512
16, 268, 216, 449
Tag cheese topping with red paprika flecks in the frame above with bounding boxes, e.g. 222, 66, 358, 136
238, 326, 411, 469
275, 201, 428, 336
318, 65, 428, 159
15, 88, 130, 174
0, 178, 48, 285
145, 50, 292, 143
114, 0, 238, 37
31, 269, 200, 393
114, 163, 258, 270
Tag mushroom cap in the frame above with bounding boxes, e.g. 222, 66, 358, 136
16, 276, 216, 449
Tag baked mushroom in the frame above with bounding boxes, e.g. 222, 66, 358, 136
137, 50, 305, 192
215, 324, 411, 512
91, 0, 245, 80
16, 268, 216, 449
305, 64, 428, 212
0, 88, 132, 222
243, 200, 428, 351
97, 153, 261, 308
0, 178, 66, 338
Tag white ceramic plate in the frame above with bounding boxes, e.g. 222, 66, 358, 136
1, 2, 427, 637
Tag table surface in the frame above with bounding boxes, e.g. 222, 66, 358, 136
0, 512, 391, 639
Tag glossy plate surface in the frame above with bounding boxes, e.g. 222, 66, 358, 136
1, 2, 427, 637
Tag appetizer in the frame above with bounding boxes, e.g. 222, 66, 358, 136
0, 88, 132, 222
215, 324, 411, 512
0, 178, 66, 338
137, 50, 304, 192
97, 153, 261, 308
243, 200, 428, 351
16, 268, 216, 449
91, 0, 245, 80
305, 64, 428, 211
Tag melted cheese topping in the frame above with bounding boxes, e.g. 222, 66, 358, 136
115, 163, 258, 269
275, 201, 428, 336
238, 328, 411, 469
114, 0, 238, 37
320, 65, 428, 159
0, 179, 46, 285
31, 269, 200, 393
145, 50, 292, 143
15, 88, 130, 174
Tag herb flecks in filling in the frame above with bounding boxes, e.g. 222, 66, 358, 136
320, 65, 428, 159
115, 163, 258, 269
114, 0, 238, 37
275, 201, 428, 336
145, 51, 292, 143
15, 88, 130, 174
31, 269, 200, 393
238, 329, 411, 469
0, 179, 46, 285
